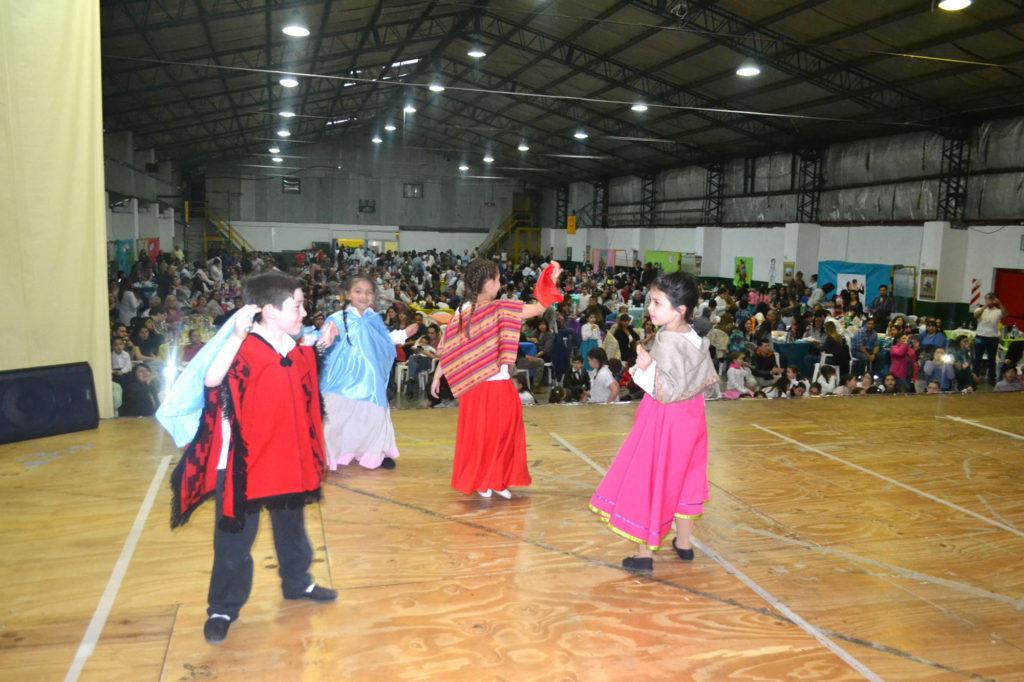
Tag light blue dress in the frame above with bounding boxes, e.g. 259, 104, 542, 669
320, 306, 402, 469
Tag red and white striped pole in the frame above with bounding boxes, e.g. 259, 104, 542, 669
970, 278, 980, 308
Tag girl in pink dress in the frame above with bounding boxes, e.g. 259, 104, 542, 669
589, 271, 718, 573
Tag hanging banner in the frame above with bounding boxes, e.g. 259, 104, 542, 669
146, 238, 160, 264
734, 257, 752, 286
116, 240, 134, 275
567, 215, 576, 234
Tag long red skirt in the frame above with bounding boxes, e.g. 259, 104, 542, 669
451, 379, 531, 494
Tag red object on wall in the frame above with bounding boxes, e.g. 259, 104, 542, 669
147, 238, 160, 264
993, 268, 1024, 329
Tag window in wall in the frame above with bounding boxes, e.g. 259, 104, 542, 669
403, 183, 423, 199
282, 177, 301, 194
358, 199, 376, 213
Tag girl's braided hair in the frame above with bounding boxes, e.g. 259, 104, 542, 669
340, 274, 376, 346
458, 258, 499, 339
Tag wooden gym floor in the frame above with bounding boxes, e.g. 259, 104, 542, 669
2, 393, 1023, 681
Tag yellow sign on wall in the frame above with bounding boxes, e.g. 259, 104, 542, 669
567, 215, 576, 234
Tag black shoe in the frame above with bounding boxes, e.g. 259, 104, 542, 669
203, 615, 231, 644
380, 457, 396, 470
673, 538, 695, 562
622, 556, 653, 573
289, 584, 337, 603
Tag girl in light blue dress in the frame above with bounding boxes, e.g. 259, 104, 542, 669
318, 276, 417, 470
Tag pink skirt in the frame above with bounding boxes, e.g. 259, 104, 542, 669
589, 393, 708, 549
451, 379, 530, 494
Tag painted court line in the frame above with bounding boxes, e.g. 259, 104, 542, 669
552, 431, 882, 681
752, 424, 1024, 540
940, 415, 1024, 442
549, 432, 607, 475
65, 455, 172, 682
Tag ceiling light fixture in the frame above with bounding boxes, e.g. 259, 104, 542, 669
429, 82, 445, 93
268, 146, 280, 153
403, 104, 417, 114
483, 154, 494, 163
574, 129, 588, 140
518, 142, 530, 152
279, 77, 299, 88
458, 163, 469, 171
372, 135, 383, 144
384, 122, 397, 132
279, 111, 296, 118
271, 156, 283, 163
467, 39, 486, 59
736, 59, 761, 77
281, 12, 310, 37
631, 102, 648, 112
277, 129, 291, 137
937, 0, 971, 9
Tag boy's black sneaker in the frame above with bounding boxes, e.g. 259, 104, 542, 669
290, 584, 337, 603
204, 615, 231, 644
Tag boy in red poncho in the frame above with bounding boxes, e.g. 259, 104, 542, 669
169, 273, 335, 645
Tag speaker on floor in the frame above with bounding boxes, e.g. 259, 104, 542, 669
0, 362, 99, 445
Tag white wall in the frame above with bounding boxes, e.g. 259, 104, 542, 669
106, 199, 175, 248
397, 230, 486, 254
964, 223, 1024, 297
230, 219, 487, 255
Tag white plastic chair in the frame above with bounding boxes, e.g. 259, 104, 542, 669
394, 362, 409, 395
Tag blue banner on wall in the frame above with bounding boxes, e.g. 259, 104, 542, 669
817, 260, 892, 304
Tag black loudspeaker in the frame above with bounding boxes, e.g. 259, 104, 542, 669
0, 362, 99, 445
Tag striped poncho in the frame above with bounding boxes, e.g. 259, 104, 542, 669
439, 299, 524, 397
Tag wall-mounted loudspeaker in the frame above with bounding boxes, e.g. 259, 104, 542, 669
0, 363, 99, 445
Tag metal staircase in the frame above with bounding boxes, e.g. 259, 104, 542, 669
477, 193, 542, 266
184, 201, 255, 261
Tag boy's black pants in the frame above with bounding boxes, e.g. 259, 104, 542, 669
207, 470, 314, 619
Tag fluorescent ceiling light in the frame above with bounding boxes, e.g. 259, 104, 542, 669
384, 123, 397, 131
282, 12, 310, 37
483, 154, 494, 163
279, 77, 299, 88
736, 60, 761, 77
631, 102, 648, 112
372, 135, 383, 144
325, 117, 351, 127
268, 146, 280, 153
518, 142, 529, 152
277, 129, 291, 137
458, 163, 469, 171
574, 129, 588, 140
392, 58, 421, 68
429, 82, 445, 93
271, 157, 283, 163
403, 104, 417, 114
938, 0, 971, 9
279, 111, 296, 118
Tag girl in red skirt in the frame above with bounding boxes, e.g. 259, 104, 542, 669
589, 271, 719, 572
431, 258, 561, 498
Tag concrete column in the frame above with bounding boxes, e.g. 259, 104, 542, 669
131, 197, 139, 241
920, 220, 968, 303
784, 222, 821, 279
696, 226, 722, 279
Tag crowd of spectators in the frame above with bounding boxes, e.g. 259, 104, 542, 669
107, 244, 1024, 417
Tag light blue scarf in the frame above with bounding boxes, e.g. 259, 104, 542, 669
155, 311, 245, 447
